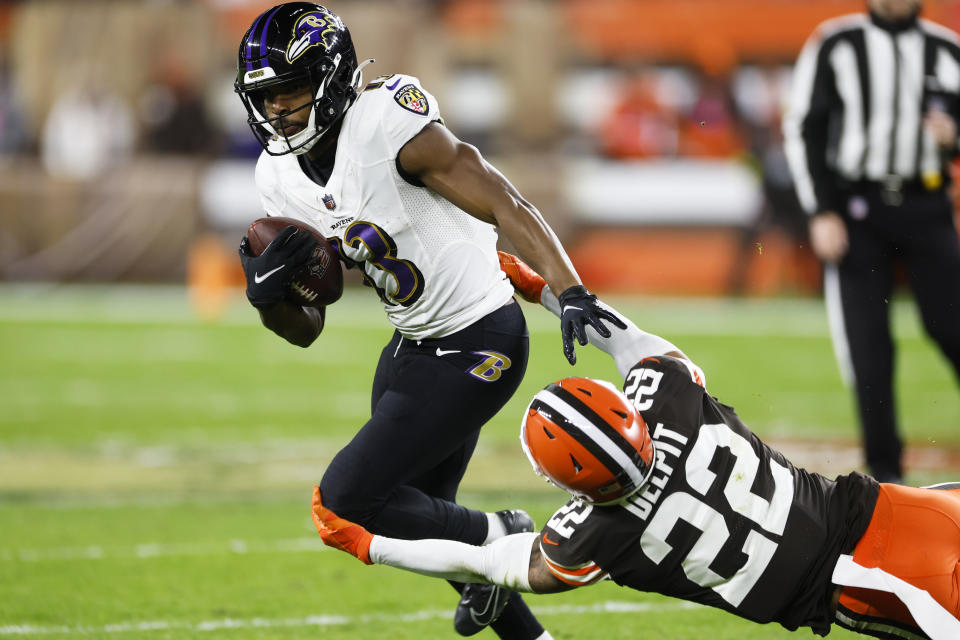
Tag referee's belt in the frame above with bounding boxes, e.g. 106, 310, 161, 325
850, 173, 943, 206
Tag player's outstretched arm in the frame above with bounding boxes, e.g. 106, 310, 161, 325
498, 252, 698, 381
370, 533, 574, 594
312, 487, 572, 594
398, 123, 625, 364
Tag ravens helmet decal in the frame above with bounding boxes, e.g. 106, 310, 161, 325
286, 11, 343, 63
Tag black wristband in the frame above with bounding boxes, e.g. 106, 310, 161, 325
558, 285, 589, 305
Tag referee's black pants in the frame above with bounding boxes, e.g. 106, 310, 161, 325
320, 299, 546, 639
830, 184, 960, 481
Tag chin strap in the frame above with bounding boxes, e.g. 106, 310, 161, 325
271, 57, 376, 156
351, 58, 376, 93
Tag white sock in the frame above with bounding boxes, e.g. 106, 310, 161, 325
483, 512, 507, 544
535, 631, 555, 640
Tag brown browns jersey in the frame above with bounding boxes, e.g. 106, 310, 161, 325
539, 356, 878, 636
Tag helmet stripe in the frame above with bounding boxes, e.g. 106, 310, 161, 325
255, 5, 284, 69
531, 389, 647, 491
245, 9, 270, 71
548, 384, 652, 476
530, 397, 630, 489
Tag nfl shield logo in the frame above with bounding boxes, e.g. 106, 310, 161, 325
322, 194, 336, 210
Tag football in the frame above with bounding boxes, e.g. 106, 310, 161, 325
246, 216, 343, 307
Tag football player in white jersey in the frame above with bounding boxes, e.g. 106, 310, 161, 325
313, 253, 960, 640
233, 4, 623, 638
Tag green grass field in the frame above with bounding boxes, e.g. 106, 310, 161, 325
1, 285, 958, 639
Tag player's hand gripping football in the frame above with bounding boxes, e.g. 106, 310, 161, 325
558, 285, 627, 365
498, 251, 546, 303
238, 225, 317, 308
311, 486, 374, 565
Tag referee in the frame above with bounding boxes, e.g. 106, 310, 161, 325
784, 0, 960, 483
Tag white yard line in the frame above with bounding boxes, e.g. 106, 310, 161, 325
0, 601, 697, 635
0, 537, 326, 562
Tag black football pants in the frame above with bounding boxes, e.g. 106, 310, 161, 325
320, 299, 545, 639
830, 186, 960, 481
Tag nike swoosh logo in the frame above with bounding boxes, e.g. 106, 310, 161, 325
467, 586, 503, 623
470, 600, 498, 625
541, 532, 560, 546
254, 265, 285, 284
436, 348, 460, 357
385, 76, 401, 90
561, 305, 583, 314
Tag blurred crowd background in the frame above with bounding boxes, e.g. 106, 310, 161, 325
2, 0, 960, 314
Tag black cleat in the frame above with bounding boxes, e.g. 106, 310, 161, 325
495, 509, 535, 535
453, 510, 535, 636
453, 582, 512, 636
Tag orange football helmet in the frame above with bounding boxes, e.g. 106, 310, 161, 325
521, 378, 655, 504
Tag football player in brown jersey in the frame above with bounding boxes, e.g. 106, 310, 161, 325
311, 253, 960, 640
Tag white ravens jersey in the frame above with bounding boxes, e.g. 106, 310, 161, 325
253, 74, 514, 339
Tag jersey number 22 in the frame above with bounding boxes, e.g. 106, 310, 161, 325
641, 423, 794, 607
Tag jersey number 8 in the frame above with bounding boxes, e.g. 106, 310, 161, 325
342, 221, 425, 307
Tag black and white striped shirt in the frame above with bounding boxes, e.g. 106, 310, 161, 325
783, 12, 960, 214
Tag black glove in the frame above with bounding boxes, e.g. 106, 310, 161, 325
238, 226, 318, 308
558, 285, 628, 365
